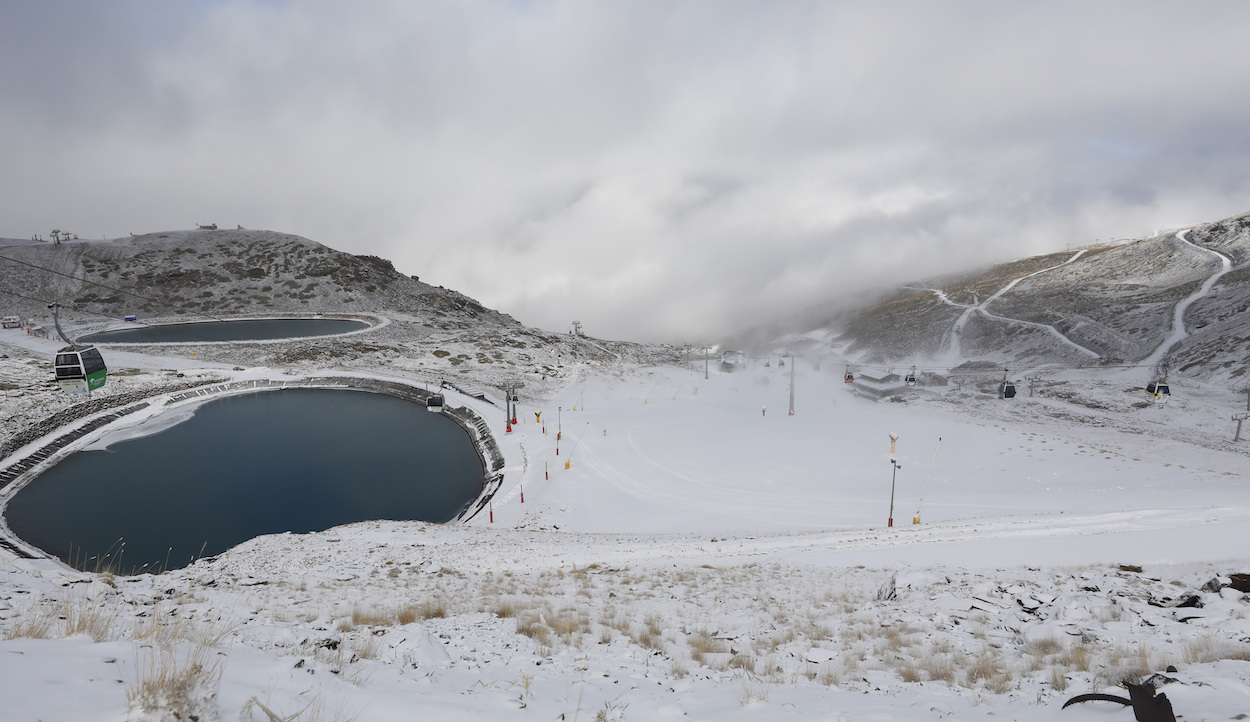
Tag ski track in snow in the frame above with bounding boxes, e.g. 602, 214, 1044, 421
936, 249, 1099, 364
1142, 229, 1235, 371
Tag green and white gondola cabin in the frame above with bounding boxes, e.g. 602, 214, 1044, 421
55, 346, 107, 393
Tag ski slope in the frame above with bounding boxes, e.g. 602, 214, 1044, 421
481, 362, 1249, 566
938, 249, 1101, 364
1142, 229, 1236, 370
2, 351, 1249, 721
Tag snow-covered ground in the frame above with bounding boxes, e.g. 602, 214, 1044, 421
1, 336, 1248, 721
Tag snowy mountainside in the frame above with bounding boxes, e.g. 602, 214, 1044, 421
0, 229, 511, 328
826, 210, 1250, 384
0, 229, 677, 382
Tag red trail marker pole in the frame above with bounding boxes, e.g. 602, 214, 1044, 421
520, 484, 525, 503
489, 502, 494, 523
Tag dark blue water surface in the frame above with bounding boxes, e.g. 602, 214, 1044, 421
81, 318, 369, 344
4, 389, 484, 573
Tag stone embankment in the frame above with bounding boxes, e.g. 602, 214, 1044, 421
0, 378, 222, 460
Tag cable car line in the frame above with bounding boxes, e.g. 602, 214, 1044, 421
0, 253, 230, 323
0, 288, 145, 325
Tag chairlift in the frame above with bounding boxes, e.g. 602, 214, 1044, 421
843, 367, 854, 384
49, 304, 107, 394
426, 393, 445, 412
905, 367, 917, 387
1145, 380, 1170, 404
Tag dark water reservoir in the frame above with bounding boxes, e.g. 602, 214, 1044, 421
81, 318, 369, 344
3, 389, 483, 573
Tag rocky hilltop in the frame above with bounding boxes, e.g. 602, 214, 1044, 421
0, 229, 509, 329
0, 229, 676, 381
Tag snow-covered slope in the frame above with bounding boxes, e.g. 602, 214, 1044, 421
1, 218, 1248, 721
1, 358, 1248, 721
0, 228, 677, 391
826, 210, 1250, 385
0, 229, 511, 328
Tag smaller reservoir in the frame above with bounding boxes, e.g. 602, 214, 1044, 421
81, 318, 369, 344
3, 388, 484, 573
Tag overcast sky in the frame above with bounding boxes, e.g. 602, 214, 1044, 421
3, 1, 1249, 343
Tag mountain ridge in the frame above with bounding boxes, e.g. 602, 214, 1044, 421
801, 209, 1250, 385
0, 228, 677, 381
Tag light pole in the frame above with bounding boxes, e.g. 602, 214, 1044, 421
788, 352, 795, 415
888, 458, 902, 527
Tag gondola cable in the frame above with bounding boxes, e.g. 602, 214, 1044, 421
0, 252, 230, 323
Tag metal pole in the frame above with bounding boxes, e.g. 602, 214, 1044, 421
704, 347, 709, 380
888, 459, 901, 527
1235, 413, 1248, 442
788, 354, 795, 416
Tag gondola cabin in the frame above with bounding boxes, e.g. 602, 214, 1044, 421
426, 393, 445, 412
54, 346, 107, 394
843, 370, 854, 384
1145, 380, 1170, 404
1000, 380, 1017, 399
905, 371, 917, 387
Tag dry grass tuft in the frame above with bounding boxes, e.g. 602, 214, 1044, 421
241, 692, 363, 722
966, 649, 1011, 693
1061, 641, 1091, 672
127, 618, 233, 721
921, 654, 957, 686
734, 671, 771, 706
3, 600, 56, 640
412, 599, 448, 621
1184, 635, 1250, 664
1049, 665, 1068, 691
349, 634, 383, 660
687, 629, 728, 666
1025, 636, 1063, 657
62, 593, 120, 642
351, 607, 392, 628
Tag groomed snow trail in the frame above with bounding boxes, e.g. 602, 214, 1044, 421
939, 249, 1096, 364
1141, 229, 1234, 370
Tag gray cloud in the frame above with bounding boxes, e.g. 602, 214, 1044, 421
2, 1, 1249, 343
